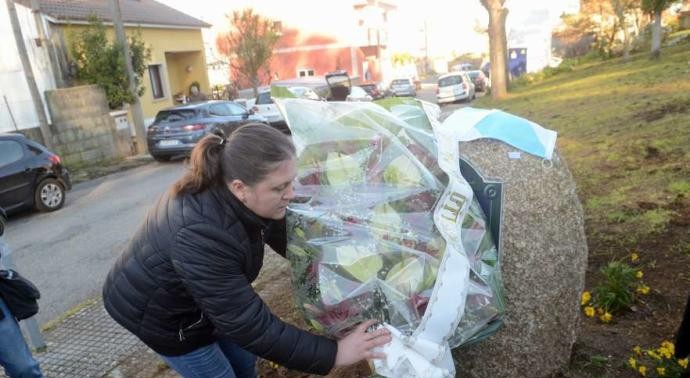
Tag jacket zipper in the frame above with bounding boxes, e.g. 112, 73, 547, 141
178, 313, 204, 342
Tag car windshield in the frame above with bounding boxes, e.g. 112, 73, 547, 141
392, 79, 410, 85
468, 72, 480, 79
439, 75, 463, 87
154, 109, 197, 123
256, 92, 273, 105
351, 87, 367, 96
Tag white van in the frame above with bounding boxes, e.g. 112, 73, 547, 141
436, 72, 475, 104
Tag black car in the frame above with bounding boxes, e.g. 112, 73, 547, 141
146, 100, 268, 161
0, 133, 72, 214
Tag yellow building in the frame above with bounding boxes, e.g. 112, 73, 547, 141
27, 0, 211, 124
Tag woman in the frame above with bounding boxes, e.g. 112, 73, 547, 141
103, 124, 390, 377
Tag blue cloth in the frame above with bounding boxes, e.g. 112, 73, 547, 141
0, 298, 44, 378
444, 108, 558, 160
159, 339, 257, 378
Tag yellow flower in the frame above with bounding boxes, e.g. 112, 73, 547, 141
581, 291, 591, 305
636, 285, 650, 295
638, 365, 647, 376
633, 346, 642, 355
636, 271, 644, 279
631, 253, 639, 262
658, 346, 673, 359
628, 357, 637, 369
656, 367, 666, 376
647, 350, 661, 360
600, 311, 613, 323
584, 306, 596, 317
661, 341, 675, 356
679, 358, 689, 369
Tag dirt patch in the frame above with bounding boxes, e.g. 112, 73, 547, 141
636, 98, 690, 122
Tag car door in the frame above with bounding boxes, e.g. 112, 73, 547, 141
209, 103, 233, 136
226, 102, 251, 133
0, 139, 33, 211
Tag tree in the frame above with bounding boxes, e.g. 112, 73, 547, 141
70, 17, 150, 109
216, 8, 280, 98
480, 0, 509, 99
642, 0, 674, 58
391, 52, 414, 67
611, 0, 639, 62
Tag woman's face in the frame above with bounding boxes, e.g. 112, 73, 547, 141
230, 158, 297, 220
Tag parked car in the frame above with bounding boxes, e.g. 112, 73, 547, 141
436, 71, 476, 104
346, 86, 373, 102
359, 82, 385, 100
246, 86, 324, 134
0, 133, 72, 213
467, 70, 489, 92
389, 78, 417, 97
146, 100, 268, 161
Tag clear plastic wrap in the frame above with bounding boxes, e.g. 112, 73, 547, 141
281, 97, 505, 349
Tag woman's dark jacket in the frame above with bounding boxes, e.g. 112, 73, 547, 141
103, 185, 337, 375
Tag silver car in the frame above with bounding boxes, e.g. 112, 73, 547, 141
389, 78, 417, 97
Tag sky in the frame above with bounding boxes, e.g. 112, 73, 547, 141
157, 0, 580, 59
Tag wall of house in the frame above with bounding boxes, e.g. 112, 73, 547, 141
0, 2, 56, 133
56, 24, 209, 124
269, 46, 366, 85
44, 85, 130, 165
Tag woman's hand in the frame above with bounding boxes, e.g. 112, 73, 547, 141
334, 319, 392, 367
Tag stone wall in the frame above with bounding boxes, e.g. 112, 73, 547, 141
44, 85, 132, 165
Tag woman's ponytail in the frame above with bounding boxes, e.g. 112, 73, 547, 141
170, 135, 226, 196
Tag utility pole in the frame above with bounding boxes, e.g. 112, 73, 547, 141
6, 0, 54, 150
423, 20, 429, 74
110, 0, 147, 153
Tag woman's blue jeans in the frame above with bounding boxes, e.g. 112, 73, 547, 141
0, 298, 44, 378
159, 339, 256, 378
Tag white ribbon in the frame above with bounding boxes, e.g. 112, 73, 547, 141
373, 106, 474, 378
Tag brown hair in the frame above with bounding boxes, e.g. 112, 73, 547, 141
171, 123, 296, 196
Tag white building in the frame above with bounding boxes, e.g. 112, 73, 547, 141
0, 1, 56, 133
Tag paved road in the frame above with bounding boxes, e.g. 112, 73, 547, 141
4, 161, 185, 325
416, 82, 483, 120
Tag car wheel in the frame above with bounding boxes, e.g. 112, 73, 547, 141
34, 178, 65, 212
152, 154, 172, 162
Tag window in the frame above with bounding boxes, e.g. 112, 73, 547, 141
148, 64, 165, 99
297, 68, 315, 78
0, 141, 24, 168
154, 109, 197, 123
227, 102, 247, 116
256, 92, 274, 105
209, 104, 231, 116
438, 75, 463, 87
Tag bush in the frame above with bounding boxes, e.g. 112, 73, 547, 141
627, 341, 688, 377
70, 16, 150, 109
580, 252, 649, 323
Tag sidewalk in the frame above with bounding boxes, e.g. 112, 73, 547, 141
2, 297, 178, 378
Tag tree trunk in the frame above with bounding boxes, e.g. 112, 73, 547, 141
622, 17, 631, 62
651, 10, 662, 59
251, 76, 259, 98
6, 0, 53, 149
484, 1, 509, 99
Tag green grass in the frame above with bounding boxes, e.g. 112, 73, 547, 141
474, 43, 690, 250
